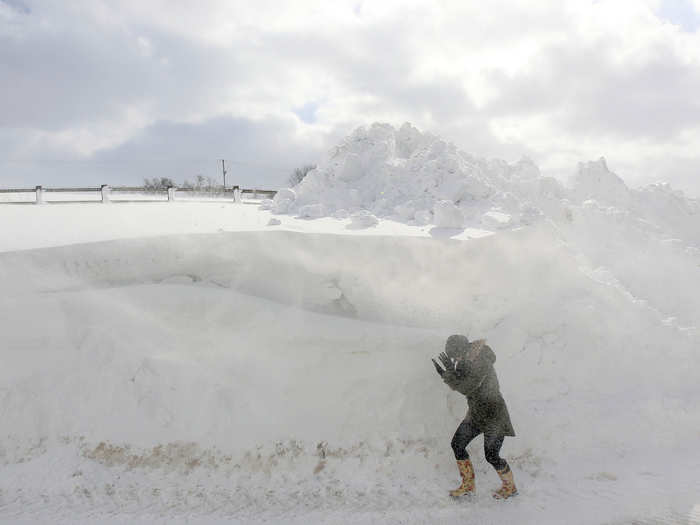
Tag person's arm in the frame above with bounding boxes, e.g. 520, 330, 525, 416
442, 358, 488, 395
437, 348, 490, 394
438, 352, 462, 391
442, 369, 461, 391
456, 365, 486, 395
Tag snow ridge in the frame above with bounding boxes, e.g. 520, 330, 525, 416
271, 122, 698, 244
271, 122, 700, 327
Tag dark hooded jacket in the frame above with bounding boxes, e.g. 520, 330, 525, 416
442, 339, 515, 437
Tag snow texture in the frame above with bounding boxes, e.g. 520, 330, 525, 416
433, 200, 464, 229
272, 123, 699, 241
348, 210, 379, 229
1, 123, 699, 524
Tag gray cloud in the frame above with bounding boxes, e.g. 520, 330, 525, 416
93, 116, 325, 187
0, 14, 254, 131
0, 116, 325, 188
485, 38, 700, 141
1, 1, 699, 197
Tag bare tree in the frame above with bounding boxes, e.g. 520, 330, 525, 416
179, 175, 227, 194
289, 164, 316, 187
143, 177, 176, 190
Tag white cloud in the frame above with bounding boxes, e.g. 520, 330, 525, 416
1, 0, 699, 196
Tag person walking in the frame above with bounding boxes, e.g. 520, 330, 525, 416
432, 334, 517, 499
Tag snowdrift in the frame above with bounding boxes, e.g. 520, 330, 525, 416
273, 123, 700, 327
271, 122, 547, 229
273, 123, 698, 237
1, 224, 699, 523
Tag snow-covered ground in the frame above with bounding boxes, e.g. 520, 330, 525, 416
0, 201, 494, 254
1, 204, 699, 524
1, 125, 699, 524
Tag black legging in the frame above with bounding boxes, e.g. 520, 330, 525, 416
451, 418, 507, 471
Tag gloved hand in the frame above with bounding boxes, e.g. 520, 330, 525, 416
442, 369, 459, 391
439, 351, 472, 379
432, 358, 445, 377
438, 352, 453, 372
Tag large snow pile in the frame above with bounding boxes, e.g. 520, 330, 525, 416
272, 123, 698, 239
271, 122, 549, 229
561, 158, 700, 328
272, 123, 700, 328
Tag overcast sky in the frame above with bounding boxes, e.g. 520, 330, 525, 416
1, 0, 699, 196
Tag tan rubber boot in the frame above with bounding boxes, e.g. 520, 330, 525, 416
493, 464, 518, 499
449, 459, 475, 497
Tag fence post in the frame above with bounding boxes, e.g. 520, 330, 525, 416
253, 188, 258, 200
35, 185, 44, 205
167, 186, 175, 202
233, 186, 241, 203
101, 184, 111, 204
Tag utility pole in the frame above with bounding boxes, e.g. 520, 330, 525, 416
221, 159, 227, 189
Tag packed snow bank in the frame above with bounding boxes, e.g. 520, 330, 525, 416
0, 201, 493, 253
1, 222, 700, 522
569, 157, 700, 246
557, 159, 700, 327
273, 123, 698, 240
270, 123, 700, 326
272, 122, 546, 230
569, 157, 631, 207
1, 228, 699, 522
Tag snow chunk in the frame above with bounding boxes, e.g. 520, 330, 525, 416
263, 123, 698, 249
433, 200, 464, 229
297, 203, 326, 219
348, 210, 378, 229
272, 199, 292, 214
414, 210, 432, 226
393, 201, 419, 222
274, 188, 296, 204
267, 218, 281, 226
272, 188, 297, 214
270, 123, 540, 227
482, 210, 512, 229
570, 157, 630, 206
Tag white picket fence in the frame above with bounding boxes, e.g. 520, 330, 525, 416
0, 185, 277, 205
